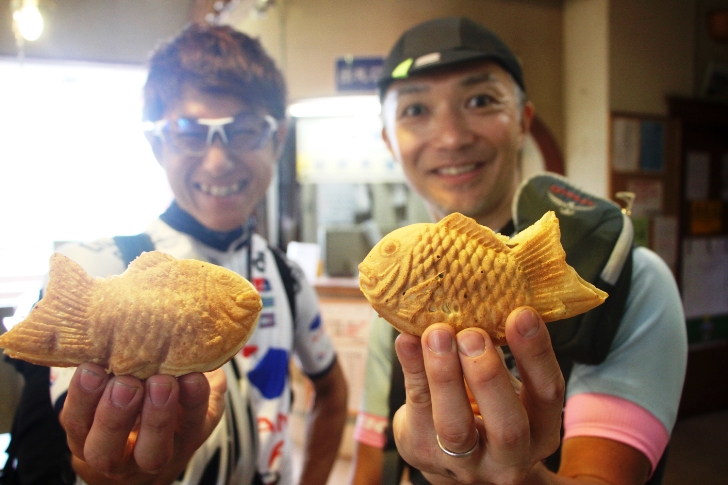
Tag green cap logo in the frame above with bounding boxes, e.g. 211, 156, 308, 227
391, 58, 413, 79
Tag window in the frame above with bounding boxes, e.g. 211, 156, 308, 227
0, 58, 172, 304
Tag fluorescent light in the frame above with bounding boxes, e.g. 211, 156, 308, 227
288, 95, 381, 118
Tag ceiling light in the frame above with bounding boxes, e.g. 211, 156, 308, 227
13, 0, 44, 42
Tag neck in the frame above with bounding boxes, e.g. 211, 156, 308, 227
474, 189, 516, 231
429, 178, 519, 232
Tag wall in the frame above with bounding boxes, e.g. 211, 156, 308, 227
233, 0, 705, 197
609, 0, 696, 115
231, 0, 566, 152
1, 0, 716, 200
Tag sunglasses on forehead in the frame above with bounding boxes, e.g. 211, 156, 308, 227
144, 113, 279, 155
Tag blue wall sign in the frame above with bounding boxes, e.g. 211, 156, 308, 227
335, 57, 384, 92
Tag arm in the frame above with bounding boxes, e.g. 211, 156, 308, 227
350, 442, 383, 485
392, 307, 653, 485
61, 363, 227, 485
298, 359, 349, 485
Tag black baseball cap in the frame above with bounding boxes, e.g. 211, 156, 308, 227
378, 17, 525, 98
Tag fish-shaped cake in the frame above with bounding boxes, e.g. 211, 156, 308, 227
358, 211, 607, 343
0, 251, 262, 379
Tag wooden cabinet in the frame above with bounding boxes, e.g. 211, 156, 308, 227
667, 97, 728, 418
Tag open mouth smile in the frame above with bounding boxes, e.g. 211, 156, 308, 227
433, 163, 482, 176
195, 181, 247, 197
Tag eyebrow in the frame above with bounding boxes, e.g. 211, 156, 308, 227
459, 72, 501, 87
393, 71, 503, 98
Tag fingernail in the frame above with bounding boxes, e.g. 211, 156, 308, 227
110, 381, 139, 408
396, 335, 421, 358
427, 329, 454, 354
516, 308, 539, 338
80, 368, 104, 392
457, 330, 486, 357
179, 374, 204, 399
149, 382, 172, 407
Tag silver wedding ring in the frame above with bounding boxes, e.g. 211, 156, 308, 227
436, 429, 480, 458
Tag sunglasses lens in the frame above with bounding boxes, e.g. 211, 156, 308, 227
227, 116, 275, 150
168, 118, 209, 153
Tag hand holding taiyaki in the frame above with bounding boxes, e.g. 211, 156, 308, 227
0, 251, 262, 379
358, 211, 607, 343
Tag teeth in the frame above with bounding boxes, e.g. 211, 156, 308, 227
197, 181, 245, 196
437, 164, 477, 176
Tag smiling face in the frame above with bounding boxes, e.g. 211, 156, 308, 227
381, 61, 533, 230
150, 85, 285, 231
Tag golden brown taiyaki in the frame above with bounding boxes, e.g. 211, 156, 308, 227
0, 251, 262, 379
358, 211, 607, 343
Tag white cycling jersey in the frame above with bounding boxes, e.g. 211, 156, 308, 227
48, 203, 337, 485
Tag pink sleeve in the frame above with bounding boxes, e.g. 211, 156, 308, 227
564, 393, 669, 473
353, 412, 389, 449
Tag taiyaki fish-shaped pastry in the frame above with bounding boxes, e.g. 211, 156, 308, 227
0, 251, 262, 379
358, 211, 607, 344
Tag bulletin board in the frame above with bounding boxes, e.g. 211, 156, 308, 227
609, 112, 680, 273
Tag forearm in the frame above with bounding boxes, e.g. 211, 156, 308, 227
298, 363, 348, 485
422, 436, 651, 485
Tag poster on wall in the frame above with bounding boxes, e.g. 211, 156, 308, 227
611, 115, 665, 173
612, 117, 640, 172
681, 237, 728, 319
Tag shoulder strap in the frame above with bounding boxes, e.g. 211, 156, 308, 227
382, 326, 407, 485
2, 233, 157, 485
270, 245, 297, 324
112, 233, 155, 268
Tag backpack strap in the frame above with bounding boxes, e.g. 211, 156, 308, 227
112, 233, 155, 268
270, 245, 297, 326
382, 326, 407, 485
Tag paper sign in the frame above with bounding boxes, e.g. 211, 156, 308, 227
653, 215, 678, 270
686, 152, 711, 201
681, 237, 728, 319
626, 178, 663, 217
612, 117, 640, 172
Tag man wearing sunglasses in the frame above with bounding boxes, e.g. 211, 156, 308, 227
5, 23, 347, 485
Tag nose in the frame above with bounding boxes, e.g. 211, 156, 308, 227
199, 139, 235, 174
430, 106, 475, 149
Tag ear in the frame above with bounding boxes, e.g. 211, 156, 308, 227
144, 131, 165, 167
520, 101, 535, 140
381, 125, 400, 162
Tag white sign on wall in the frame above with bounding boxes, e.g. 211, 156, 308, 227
295, 116, 404, 183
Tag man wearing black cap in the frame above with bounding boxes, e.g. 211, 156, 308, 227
350, 17, 686, 485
